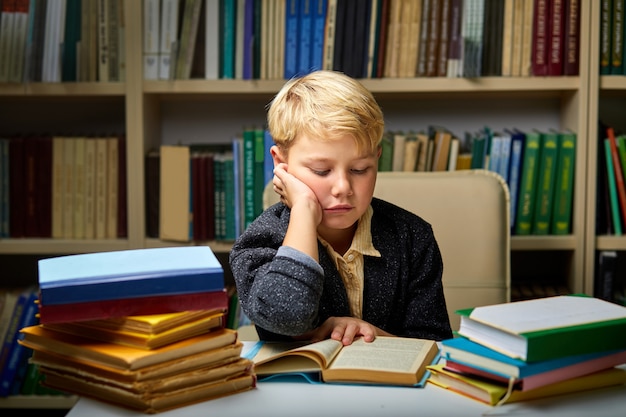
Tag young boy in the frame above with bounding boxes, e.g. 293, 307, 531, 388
229, 70, 452, 345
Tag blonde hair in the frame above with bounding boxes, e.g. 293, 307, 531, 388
267, 70, 385, 155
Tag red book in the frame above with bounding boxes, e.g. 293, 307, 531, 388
607, 127, 626, 227
547, 0, 565, 75
531, 0, 550, 76
563, 0, 580, 75
37, 289, 229, 324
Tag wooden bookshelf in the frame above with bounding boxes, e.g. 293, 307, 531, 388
0, 0, 613, 409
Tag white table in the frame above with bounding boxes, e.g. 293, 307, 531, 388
65, 342, 626, 417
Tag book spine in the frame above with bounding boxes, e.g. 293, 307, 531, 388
607, 127, 626, 229
507, 133, 525, 231
205, 0, 220, 79
547, 0, 565, 75
532, 131, 558, 235
0, 290, 37, 397
159, 0, 180, 80
563, 0, 580, 75
298, 0, 312, 75
604, 138, 623, 235
531, 0, 549, 76
243, 0, 255, 79
285, 0, 299, 78
600, 0, 612, 75
551, 132, 576, 235
243, 128, 256, 229
221, 0, 236, 79
515, 131, 541, 235
310, 0, 327, 72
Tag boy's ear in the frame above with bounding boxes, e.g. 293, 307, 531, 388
270, 145, 286, 166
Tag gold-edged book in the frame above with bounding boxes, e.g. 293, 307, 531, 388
19, 325, 238, 371
42, 309, 226, 349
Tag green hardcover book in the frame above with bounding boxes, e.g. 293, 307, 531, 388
470, 133, 486, 169
242, 128, 256, 229
456, 295, 626, 362
378, 132, 394, 172
551, 131, 576, 234
600, 0, 613, 75
514, 131, 542, 235
532, 131, 559, 235
604, 139, 623, 235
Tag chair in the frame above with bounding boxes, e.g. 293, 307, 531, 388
263, 169, 511, 331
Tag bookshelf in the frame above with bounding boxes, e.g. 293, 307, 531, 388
584, 1, 626, 298
0, 0, 606, 410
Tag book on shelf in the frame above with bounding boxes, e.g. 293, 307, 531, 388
37, 289, 229, 325
594, 250, 619, 303
531, 130, 558, 235
427, 363, 626, 406
506, 129, 525, 231
563, 0, 580, 75
42, 309, 227, 350
514, 130, 542, 235
531, 0, 549, 76
440, 336, 626, 392
37, 246, 225, 306
604, 138, 623, 235
551, 130, 576, 235
607, 127, 626, 229
159, 145, 192, 242
0, 288, 38, 396
456, 295, 626, 362
158, 0, 180, 80
247, 336, 439, 387
175, 0, 203, 80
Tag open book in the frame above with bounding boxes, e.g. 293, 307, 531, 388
247, 336, 439, 387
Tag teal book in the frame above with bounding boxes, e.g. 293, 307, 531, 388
38, 247, 224, 305
532, 131, 559, 235
254, 128, 266, 218
456, 295, 626, 362
551, 131, 576, 235
470, 133, 486, 169
514, 131, 542, 235
378, 132, 393, 172
61, 0, 81, 81
605, 138, 623, 235
243, 128, 256, 229
220, 0, 237, 78
213, 153, 226, 240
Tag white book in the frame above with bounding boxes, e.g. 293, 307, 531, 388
8, 0, 29, 83
143, 0, 160, 80
205, 0, 220, 79
159, 0, 180, 80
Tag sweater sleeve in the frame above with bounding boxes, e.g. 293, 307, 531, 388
229, 207, 326, 337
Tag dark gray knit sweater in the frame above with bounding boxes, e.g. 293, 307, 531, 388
229, 197, 453, 342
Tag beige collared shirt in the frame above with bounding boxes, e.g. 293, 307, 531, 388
318, 206, 381, 319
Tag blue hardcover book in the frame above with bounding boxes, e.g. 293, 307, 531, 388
38, 247, 224, 305
310, 0, 328, 71
298, 0, 313, 75
285, 0, 300, 78
0, 290, 38, 396
263, 129, 275, 188
242, 0, 255, 79
506, 129, 525, 231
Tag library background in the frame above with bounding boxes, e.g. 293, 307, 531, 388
0, 0, 625, 413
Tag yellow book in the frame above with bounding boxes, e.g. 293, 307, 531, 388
19, 325, 238, 371
427, 364, 626, 406
43, 310, 226, 349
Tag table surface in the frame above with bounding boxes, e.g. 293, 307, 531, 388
65, 342, 626, 417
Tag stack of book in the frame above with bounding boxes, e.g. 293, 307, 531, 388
18, 247, 255, 413
428, 295, 626, 406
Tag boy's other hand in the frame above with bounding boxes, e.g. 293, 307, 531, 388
298, 316, 393, 346
273, 163, 322, 224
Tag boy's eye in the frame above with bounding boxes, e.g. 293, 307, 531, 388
312, 169, 330, 176
351, 168, 369, 174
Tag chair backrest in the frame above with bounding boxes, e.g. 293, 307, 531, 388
263, 170, 511, 331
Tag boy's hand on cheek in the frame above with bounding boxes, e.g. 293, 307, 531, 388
273, 163, 322, 223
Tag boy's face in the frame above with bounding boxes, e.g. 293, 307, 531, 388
281, 133, 379, 234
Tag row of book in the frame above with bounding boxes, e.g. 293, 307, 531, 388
14, 247, 256, 413
427, 295, 626, 405
148, 128, 273, 243
600, 0, 626, 75
0, 0, 125, 84
0, 287, 66, 397
0, 135, 127, 239
143, 0, 581, 81
596, 125, 626, 236
382, 126, 577, 236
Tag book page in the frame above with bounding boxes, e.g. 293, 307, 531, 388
253, 339, 343, 369
329, 337, 435, 372
469, 296, 626, 334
